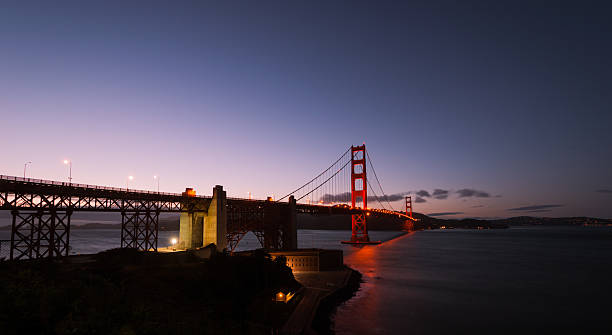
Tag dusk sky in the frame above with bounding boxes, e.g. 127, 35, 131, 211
1, 1, 610, 218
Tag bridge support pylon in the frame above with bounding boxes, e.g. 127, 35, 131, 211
178, 211, 204, 249
178, 185, 227, 252
285, 195, 298, 249
121, 209, 159, 251
342, 144, 380, 245
204, 185, 227, 251
9, 209, 72, 260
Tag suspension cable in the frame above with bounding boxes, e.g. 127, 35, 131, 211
297, 159, 352, 202
366, 178, 388, 210
365, 149, 396, 211
277, 147, 351, 202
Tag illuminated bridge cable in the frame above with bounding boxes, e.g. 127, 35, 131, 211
277, 147, 351, 202
367, 180, 386, 210
366, 178, 388, 211
365, 149, 396, 212
296, 159, 352, 202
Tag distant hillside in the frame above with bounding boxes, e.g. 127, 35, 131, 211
1, 213, 609, 232
0, 218, 179, 231
297, 212, 507, 230
491, 216, 612, 226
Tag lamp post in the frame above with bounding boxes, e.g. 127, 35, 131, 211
127, 175, 133, 190
154, 175, 159, 193
23, 161, 32, 179
63, 160, 72, 183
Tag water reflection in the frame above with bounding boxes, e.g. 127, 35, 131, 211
334, 227, 612, 335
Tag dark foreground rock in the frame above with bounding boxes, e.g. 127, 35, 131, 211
311, 268, 362, 335
0, 248, 300, 335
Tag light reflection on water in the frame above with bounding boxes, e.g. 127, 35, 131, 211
333, 226, 612, 334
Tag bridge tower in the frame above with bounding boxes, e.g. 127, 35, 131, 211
350, 145, 368, 242
405, 196, 413, 218
342, 144, 380, 244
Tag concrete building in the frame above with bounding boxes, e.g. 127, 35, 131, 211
269, 249, 343, 272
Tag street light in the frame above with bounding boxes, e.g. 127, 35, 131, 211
153, 175, 159, 193
23, 161, 32, 179
63, 160, 72, 183
127, 175, 133, 190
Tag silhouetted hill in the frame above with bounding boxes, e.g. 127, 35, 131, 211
2, 212, 609, 232
492, 216, 612, 226
297, 212, 506, 230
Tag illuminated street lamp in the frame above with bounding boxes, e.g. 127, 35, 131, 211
276, 292, 285, 302
23, 161, 32, 179
127, 175, 133, 190
153, 175, 160, 193
275, 291, 294, 303
63, 160, 72, 183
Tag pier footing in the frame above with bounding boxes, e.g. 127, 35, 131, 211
340, 240, 381, 245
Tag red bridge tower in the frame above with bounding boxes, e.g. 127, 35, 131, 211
406, 196, 413, 218
342, 144, 381, 245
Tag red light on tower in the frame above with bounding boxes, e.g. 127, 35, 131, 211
182, 188, 196, 197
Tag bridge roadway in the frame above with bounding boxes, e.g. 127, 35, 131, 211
0, 175, 381, 214
0, 175, 408, 260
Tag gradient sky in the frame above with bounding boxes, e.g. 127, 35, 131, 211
1, 1, 611, 218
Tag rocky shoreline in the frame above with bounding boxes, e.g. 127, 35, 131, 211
310, 268, 362, 335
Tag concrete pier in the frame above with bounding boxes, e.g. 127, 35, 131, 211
178, 212, 204, 249
286, 195, 298, 250
178, 186, 298, 252
204, 185, 227, 251
178, 185, 227, 251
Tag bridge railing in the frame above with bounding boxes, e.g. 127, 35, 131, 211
0, 175, 211, 199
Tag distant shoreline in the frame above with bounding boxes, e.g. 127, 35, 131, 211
1, 215, 610, 231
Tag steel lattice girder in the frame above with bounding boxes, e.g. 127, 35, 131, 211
225, 202, 292, 251
10, 210, 71, 260
351, 213, 368, 240
0, 178, 210, 212
121, 211, 159, 251
226, 202, 266, 252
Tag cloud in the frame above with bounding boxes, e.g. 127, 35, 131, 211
471, 205, 484, 208
596, 189, 612, 194
414, 196, 427, 203
432, 189, 449, 199
507, 204, 564, 211
319, 192, 351, 203
317, 187, 491, 204
416, 190, 431, 198
526, 209, 552, 213
456, 189, 490, 198
427, 212, 464, 217
375, 192, 411, 202
319, 191, 412, 203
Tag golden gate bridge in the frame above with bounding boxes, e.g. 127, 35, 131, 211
0, 144, 416, 260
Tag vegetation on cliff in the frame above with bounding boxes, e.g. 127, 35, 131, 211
0, 248, 300, 334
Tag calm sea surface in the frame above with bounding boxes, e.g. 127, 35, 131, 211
1, 226, 611, 333
334, 226, 612, 334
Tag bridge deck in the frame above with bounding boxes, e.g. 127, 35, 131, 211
0, 175, 412, 219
